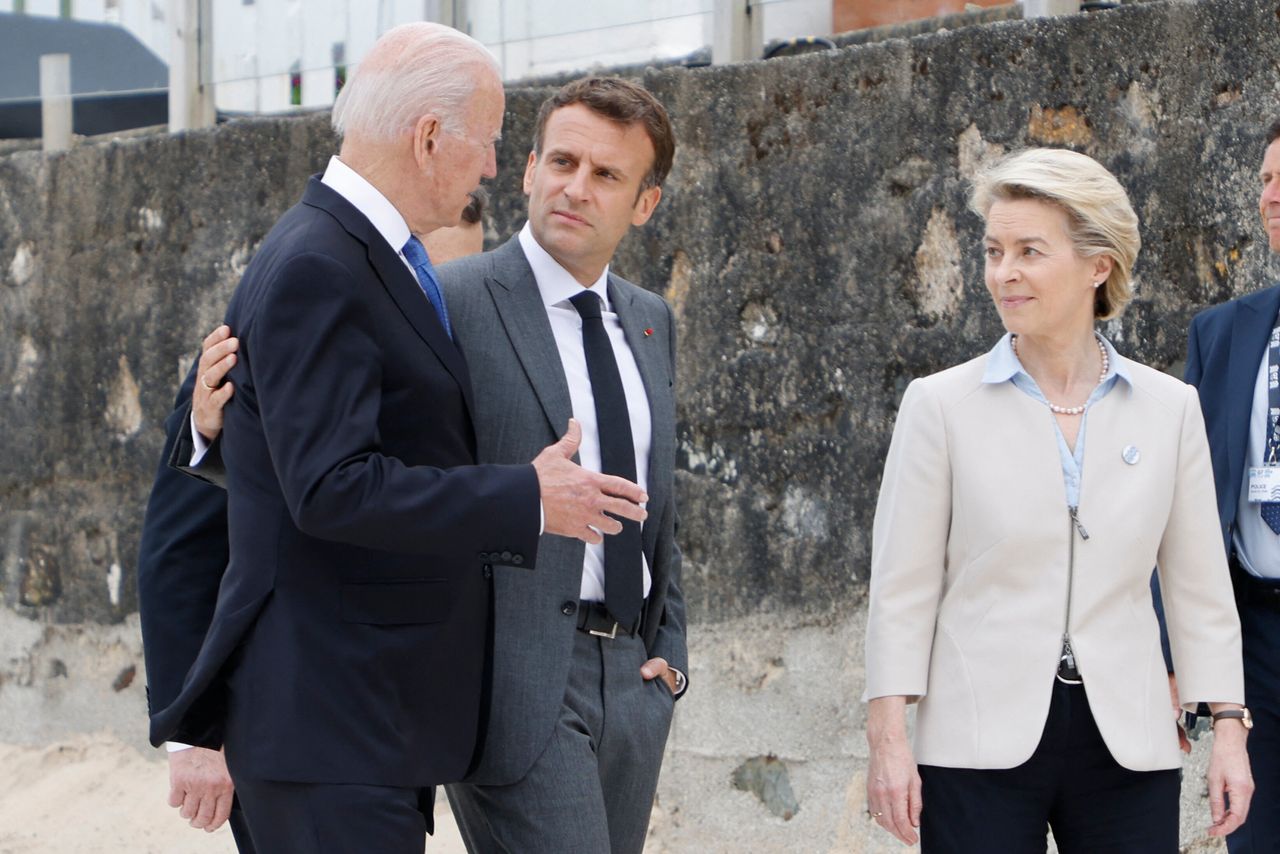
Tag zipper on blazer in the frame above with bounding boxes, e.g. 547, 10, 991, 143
1058, 506, 1088, 685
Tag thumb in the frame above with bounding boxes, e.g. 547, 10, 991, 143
555, 419, 582, 457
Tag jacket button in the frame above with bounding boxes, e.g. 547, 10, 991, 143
511, 554, 524, 566
561, 601, 577, 616
500, 550, 513, 562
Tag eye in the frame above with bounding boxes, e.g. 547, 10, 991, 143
984, 246, 1001, 259
597, 170, 616, 181
1022, 246, 1040, 257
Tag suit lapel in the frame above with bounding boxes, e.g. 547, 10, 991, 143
1226, 289, 1280, 491
609, 276, 674, 571
486, 240, 575, 436
303, 179, 477, 421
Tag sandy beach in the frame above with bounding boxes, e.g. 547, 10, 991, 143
0, 735, 468, 853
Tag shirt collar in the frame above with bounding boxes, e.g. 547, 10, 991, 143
982, 331, 1131, 386
518, 221, 612, 311
320, 155, 412, 256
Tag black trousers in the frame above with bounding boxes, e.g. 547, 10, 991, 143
232, 777, 435, 854
918, 681, 1180, 854
1227, 561, 1280, 854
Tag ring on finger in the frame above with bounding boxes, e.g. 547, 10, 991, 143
201, 375, 216, 391
868, 809, 883, 818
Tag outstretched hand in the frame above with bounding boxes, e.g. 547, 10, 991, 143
532, 420, 647, 544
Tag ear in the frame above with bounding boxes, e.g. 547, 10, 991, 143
522, 150, 538, 196
1090, 254, 1114, 287
412, 113, 443, 172
630, 185, 662, 227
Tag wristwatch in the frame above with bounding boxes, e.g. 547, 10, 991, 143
1211, 708, 1253, 730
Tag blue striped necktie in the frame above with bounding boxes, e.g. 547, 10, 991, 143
401, 236, 453, 340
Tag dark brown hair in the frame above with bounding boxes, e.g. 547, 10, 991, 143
532, 77, 675, 192
1267, 118, 1280, 146
461, 187, 487, 226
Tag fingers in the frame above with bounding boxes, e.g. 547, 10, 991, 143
597, 472, 648, 505
909, 770, 923, 828
180, 789, 200, 821
1208, 773, 1226, 828
167, 781, 185, 809
598, 492, 648, 524
554, 419, 582, 457
191, 789, 217, 829
208, 791, 234, 832
640, 657, 668, 680
888, 782, 919, 846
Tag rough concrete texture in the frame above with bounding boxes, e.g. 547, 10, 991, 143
2, 0, 1277, 849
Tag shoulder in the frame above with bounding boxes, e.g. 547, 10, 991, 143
1117, 357, 1196, 414
909, 353, 989, 404
1193, 284, 1280, 329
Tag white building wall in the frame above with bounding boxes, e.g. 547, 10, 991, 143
4, 0, 833, 112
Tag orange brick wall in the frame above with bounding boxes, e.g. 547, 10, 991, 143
833, 0, 1011, 32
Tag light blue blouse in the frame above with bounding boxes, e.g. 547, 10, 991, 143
981, 333, 1131, 507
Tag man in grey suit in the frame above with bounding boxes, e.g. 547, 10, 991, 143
439, 77, 687, 854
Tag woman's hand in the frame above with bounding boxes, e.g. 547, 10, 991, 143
1168, 674, 1191, 754
1206, 711, 1253, 837
866, 696, 923, 846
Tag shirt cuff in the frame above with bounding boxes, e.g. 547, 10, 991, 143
539, 499, 544, 536
189, 414, 210, 467
166, 741, 193, 753
671, 667, 688, 698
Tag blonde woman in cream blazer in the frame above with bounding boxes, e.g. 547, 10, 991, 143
864, 149, 1252, 853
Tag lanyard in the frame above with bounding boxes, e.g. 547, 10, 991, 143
1268, 323, 1280, 464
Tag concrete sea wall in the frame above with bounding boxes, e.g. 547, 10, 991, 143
2, 1, 1276, 849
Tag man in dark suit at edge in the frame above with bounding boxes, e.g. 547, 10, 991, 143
1180, 119, 1280, 850
138, 24, 647, 853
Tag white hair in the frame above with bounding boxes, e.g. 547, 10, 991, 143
331, 22, 500, 142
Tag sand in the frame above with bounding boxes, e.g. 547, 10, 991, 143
0, 735, 468, 853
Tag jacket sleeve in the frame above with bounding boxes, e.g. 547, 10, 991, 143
864, 378, 952, 703
1155, 383, 1244, 710
137, 359, 231, 722
238, 250, 541, 561
647, 301, 688, 692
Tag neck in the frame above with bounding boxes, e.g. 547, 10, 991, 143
339, 143, 438, 235
1014, 328, 1101, 397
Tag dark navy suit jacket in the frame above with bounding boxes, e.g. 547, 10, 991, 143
1185, 284, 1280, 547
146, 177, 541, 788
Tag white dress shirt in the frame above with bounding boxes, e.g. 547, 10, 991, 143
1233, 346, 1280, 578
517, 222, 653, 602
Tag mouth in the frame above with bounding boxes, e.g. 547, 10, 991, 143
551, 210, 589, 227
999, 296, 1033, 310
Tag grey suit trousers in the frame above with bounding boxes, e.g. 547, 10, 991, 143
447, 629, 674, 854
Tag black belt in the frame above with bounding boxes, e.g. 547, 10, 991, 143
576, 600, 636, 639
1230, 553, 1280, 610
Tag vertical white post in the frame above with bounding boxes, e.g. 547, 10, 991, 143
713, 0, 763, 65
40, 53, 72, 153
169, 0, 215, 133
1024, 0, 1081, 18
427, 0, 468, 31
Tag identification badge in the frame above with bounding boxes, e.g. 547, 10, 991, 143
1248, 466, 1280, 502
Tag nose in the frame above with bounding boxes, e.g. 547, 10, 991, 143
1263, 178, 1280, 212
990, 252, 1017, 283
563, 165, 589, 202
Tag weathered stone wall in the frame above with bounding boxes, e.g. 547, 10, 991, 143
2, 1, 1276, 849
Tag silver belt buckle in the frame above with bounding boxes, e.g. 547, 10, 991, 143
588, 622, 619, 639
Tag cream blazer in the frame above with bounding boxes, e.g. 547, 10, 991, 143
864, 351, 1243, 772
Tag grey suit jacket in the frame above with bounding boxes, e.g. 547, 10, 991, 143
439, 235, 688, 786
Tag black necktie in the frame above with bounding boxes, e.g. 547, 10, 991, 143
570, 290, 643, 629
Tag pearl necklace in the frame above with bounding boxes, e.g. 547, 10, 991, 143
1010, 334, 1109, 416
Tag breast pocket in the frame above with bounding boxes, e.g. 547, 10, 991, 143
340, 578, 451, 625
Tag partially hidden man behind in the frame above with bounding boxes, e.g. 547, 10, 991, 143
168, 77, 688, 853
1185, 116, 1280, 851
138, 25, 648, 853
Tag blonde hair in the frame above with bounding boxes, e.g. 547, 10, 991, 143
969, 148, 1140, 320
